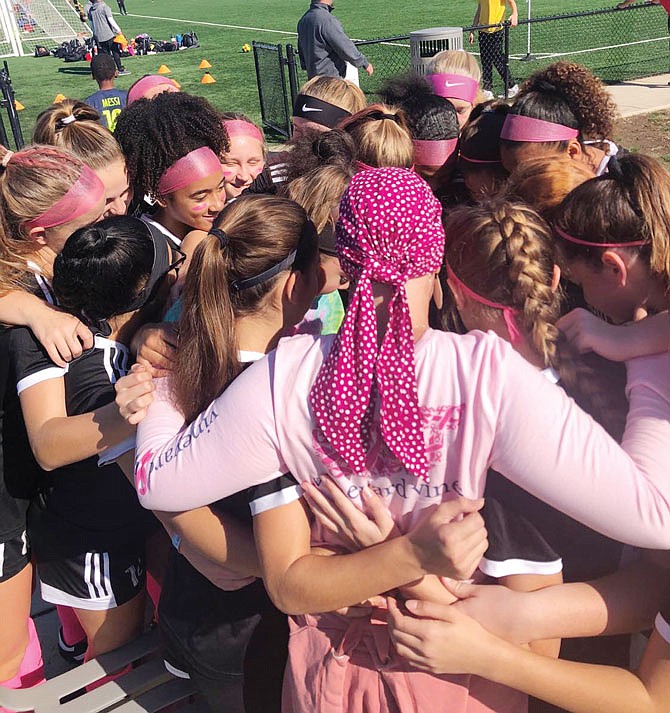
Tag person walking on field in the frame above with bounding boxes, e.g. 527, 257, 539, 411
88, 0, 129, 75
116, 0, 127, 15
469, 0, 518, 99
297, 0, 373, 80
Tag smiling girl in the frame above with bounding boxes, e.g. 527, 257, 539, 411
220, 113, 266, 201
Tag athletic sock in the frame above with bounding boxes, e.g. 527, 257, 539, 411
0, 617, 45, 712
57, 605, 86, 647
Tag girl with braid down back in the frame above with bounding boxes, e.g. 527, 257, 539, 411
442, 201, 632, 708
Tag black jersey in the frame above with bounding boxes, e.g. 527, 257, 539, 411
0, 329, 43, 541
8, 327, 150, 559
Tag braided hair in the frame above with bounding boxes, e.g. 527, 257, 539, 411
114, 91, 229, 200
444, 200, 627, 438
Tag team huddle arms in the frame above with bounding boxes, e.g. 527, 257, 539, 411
0, 48, 669, 713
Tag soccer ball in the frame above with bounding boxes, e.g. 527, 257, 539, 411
242, 43, 251, 53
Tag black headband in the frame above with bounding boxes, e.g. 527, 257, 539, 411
293, 94, 352, 129
125, 220, 173, 311
231, 219, 317, 292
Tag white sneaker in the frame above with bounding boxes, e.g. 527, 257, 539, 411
499, 84, 519, 99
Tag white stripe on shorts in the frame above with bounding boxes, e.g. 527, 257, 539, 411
0, 542, 5, 579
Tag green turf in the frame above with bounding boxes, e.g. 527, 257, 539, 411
2, 0, 665, 138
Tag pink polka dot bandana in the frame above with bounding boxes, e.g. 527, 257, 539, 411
309, 167, 446, 481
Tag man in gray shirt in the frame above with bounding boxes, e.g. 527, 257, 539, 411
297, 1, 373, 79
88, 0, 129, 74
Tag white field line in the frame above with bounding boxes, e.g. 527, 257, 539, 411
126, 13, 412, 47
125, 13, 298, 35
509, 35, 669, 61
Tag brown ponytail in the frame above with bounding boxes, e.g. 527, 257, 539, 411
173, 194, 317, 423
556, 153, 670, 291
32, 99, 124, 171
444, 200, 626, 438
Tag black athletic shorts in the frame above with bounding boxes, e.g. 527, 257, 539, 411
0, 529, 30, 583
38, 548, 145, 610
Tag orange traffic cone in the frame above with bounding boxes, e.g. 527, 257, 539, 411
14, 99, 25, 110
199, 59, 212, 69
157, 64, 171, 74
201, 72, 216, 84
53, 93, 67, 103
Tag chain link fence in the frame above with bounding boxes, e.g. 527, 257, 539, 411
253, 2, 669, 137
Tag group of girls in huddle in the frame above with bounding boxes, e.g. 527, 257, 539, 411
0, 54, 667, 713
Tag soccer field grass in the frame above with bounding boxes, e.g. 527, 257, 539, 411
2, 0, 664, 137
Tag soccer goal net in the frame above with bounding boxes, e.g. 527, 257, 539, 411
0, 0, 90, 57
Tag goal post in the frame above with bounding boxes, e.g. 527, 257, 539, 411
0, 0, 90, 57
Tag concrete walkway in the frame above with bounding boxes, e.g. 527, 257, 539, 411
608, 73, 670, 117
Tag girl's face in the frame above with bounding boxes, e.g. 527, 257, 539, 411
95, 159, 132, 218
561, 252, 651, 324
163, 171, 226, 232
450, 98, 474, 128
220, 135, 265, 200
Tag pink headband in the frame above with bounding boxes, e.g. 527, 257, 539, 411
413, 138, 458, 167
309, 168, 446, 482
127, 75, 179, 105
501, 114, 579, 143
223, 119, 264, 144
427, 73, 479, 104
24, 165, 105, 230
459, 153, 502, 165
446, 263, 524, 346
554, 225, 649, 248
157, 146, 223, 195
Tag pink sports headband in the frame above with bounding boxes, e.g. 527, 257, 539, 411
223, 119, 264, 144
427, 73, 479, 104
413, 138, 458, 167
501, 114, 579, 143
446, 263, 524, 346
459, 153, 502, 165
309, 167, 446, 483
24, 164, 105, 230
127, 75, 179, 105
157, 146, 223, 195
554, 225, 649, 248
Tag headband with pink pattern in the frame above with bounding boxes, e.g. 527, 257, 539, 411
309, 167, 446, 482
127, 75, 179, 105
413, 138, 458, 167
427, 73, 479, 104
24, 164, 105, 230
157, 146, 223, 195
223, 119, 264, 144
446, 264, 524, 346
501, 114, 579, 143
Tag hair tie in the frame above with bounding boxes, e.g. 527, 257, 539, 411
209, 226, 228, 248
58, 115, 77, 129
1, 150, 14, 167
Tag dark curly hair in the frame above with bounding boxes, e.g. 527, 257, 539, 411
504, 61, 618, 152
284, 128, 358, 183
379, 74, 459, 141
114, 91, 229, 199
53, 216, 155, 330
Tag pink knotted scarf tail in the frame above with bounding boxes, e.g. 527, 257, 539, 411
24, 164, 105, 230
446, 263, 524, 346
427, 73, 479, 104
413, 138, 458, 167
309, 168, 446, 482
501, 114, 579, 143
223, 119, 264, 144
157, 146, 223, 195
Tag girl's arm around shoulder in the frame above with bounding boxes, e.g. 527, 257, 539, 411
135, 354, 287, 511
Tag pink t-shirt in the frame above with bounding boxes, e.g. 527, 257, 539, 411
136, 329, 670, 550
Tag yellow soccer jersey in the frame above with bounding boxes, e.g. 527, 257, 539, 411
478, 0, 507, 32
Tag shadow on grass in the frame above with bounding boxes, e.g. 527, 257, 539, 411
57, 66, 92, 75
